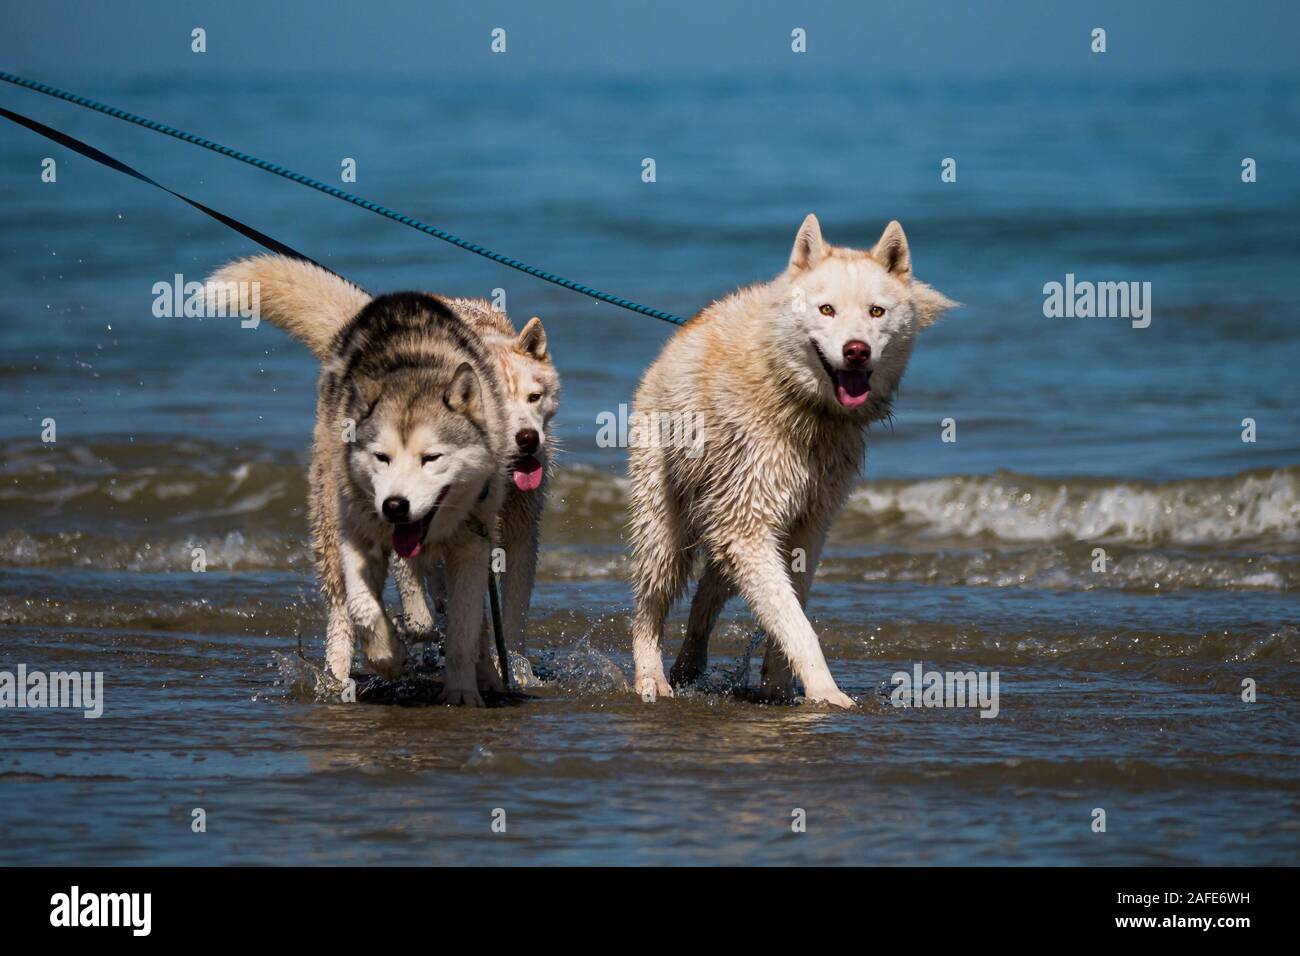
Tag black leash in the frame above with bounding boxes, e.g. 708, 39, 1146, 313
1, 103, 514, 694
0, 104, 333, 273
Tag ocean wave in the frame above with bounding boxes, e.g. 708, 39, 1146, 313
0, 439, 305, 534
0, 533, 1293, 592
840, 468, 1300, 546
0, 529, 308, 572
1, 441, 1296, 565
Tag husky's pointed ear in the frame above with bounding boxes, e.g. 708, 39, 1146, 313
872, 220, 911, 277
351, 373, 383, 410
445, 362, 484, 422
912, 281, 959, 329
517, 316, 548, 361
789, 214, 828, 271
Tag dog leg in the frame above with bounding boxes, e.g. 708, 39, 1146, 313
759, 528, 826, 701
717, 533, 853, 709
500, 495, 541, 657
475, 609, 505, 694
392, 554, 435, 638
427, 558, 447, 617
670, 559, 734, 687
759, 638, 795, 701
316, 526, 355, 683
342, 536, 405, 681
627, 453, 691, 702
324, 600, 355, 684
309, 425, 356, 683
437, 534, 489, 707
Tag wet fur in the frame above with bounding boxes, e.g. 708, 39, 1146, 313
626, 215, 956, 707
393, 297, 561, 659
207, 257, 513, 705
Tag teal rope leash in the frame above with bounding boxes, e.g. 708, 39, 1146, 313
0, 70, 686, 327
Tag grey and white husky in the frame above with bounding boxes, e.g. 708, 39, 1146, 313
626, 215, 957, 707
206, 255, 552, 706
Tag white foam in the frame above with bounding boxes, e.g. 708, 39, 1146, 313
845, 468, 1299, 545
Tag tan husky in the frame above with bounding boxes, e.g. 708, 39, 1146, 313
394, 297, 560, 662
626, 215, 956, 707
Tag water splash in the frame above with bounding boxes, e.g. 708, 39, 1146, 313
533, 637, 628, 694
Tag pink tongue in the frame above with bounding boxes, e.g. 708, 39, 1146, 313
835, 370, 870, 408
392, 521, 424, 558
512, 455, 544, 492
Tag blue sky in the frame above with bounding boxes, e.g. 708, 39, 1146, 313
3, 0, 1298, 77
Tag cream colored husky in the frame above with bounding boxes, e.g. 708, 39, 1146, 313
627, 215, 956, 707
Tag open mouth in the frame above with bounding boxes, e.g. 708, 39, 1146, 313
391, 486, 449, 559
511, 454, 544, 492
812, 342, 871, 409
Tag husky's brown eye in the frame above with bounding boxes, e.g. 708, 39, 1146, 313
819, 304, 835, 316
527, 392, 542, 403
374, 453, 390, 464
422, 454, 441, 465
869, 305, 885, 318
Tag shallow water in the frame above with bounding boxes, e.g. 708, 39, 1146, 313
1, 72, 1298, 865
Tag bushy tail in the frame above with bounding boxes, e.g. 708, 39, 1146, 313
205, 255, 370, 360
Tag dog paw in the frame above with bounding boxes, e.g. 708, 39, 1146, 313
437, 684, 485, 707
396, 615, 439, 643
755, 681, 797, 704
326, 659, 353, 685
803, 684, 856, 709
668, 659, 705, 688
635, 673, 674, 703
476, 659, 505, 694
367, 640, 407, 682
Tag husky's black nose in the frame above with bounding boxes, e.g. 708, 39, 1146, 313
515, 428, 540, 454
842, 340, 871, 368
382, 496, 410, 522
